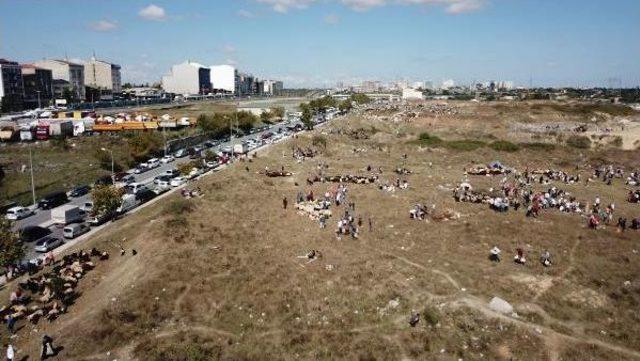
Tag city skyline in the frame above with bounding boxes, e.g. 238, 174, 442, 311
1, 0, 639, 88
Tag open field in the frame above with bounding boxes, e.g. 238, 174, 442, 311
2, 100, 640, 360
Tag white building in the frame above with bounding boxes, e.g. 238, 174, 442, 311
161, 61, 211, 95
262, 80, 283, 96
35, 59, 85, 100
402, 88, 424, 101
210, 65, 237, 94
84, 57, 121, 92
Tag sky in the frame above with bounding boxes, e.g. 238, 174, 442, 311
1, 0, 639, 88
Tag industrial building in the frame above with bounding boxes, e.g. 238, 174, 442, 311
161, 61, 211, 95
210, 64, 238, 94
84, 57, 122, 98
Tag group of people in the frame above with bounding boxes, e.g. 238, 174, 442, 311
6, 334, 56, 360
489, 246, 552, 267
180, 187, 203, 198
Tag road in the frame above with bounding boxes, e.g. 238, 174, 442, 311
13, 119, 294, 261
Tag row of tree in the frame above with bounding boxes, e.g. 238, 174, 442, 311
299, 94, 372, 129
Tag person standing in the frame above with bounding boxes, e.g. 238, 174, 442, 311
7, 315, 15, 335
368, 217, 373, 232
6, 344, 14, 361
282, 196, 288, 210
41, 335, 55, 360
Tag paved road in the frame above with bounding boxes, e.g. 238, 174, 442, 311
13, 119, 293, 261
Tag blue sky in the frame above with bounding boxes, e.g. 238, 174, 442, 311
1, 0, 639, 88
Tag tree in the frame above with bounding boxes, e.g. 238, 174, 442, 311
338, 99, 353, 112
301, 104, 313, 130
91, 185, 124, 217
0, 218, 24, 267
235, 111, 258, 134
62, 87, 75, 104
350, 93, 371, 105
260, 110, 273, 124
177, 161, 196, 176
126, 132, 163, 162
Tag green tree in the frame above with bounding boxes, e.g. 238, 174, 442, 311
0, 218, 24, 267
126, 132, 163, 162
301, 104, 313, 130
260, 110, 273, 124
91, 185, 124, 217
177, 161, 196, 176
338, 99, 353, 112
350, 93, 371, 105
235, 111, 258, 134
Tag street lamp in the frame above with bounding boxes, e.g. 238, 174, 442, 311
101, 147, 114, 184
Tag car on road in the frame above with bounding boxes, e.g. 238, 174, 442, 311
161, 155, 175, 164
125, 182, 148, 195
164, 169, 180, 178
134, 163, 149, 174
135, 189, 157, 203
68, 185, 90, 197
94, 176, 114, 187
63, 222, 90, 239
153, 175, 171, 185
170, 176, 186, 187
34, 236, 64, 253
120, 174, 136, 185
80, 201, 94, 213
114, 172, 130, 182
220, 145, 232, 154
174, 149, 188, 158
38, 191, 69, 210
88, 212, 112, 226
147, 158, 160, 168
153, 180, 171, 194
187, 168, 201, 179
6, 206, 34, 220
19, 225, 52, 243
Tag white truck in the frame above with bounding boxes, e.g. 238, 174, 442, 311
51, 205, 84, 225
116, 194, 141, 215
233, 143, 249, 155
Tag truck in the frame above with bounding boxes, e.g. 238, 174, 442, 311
35, 124, 50, 140
51, 205, 84, 225
233, 143, 249, 155
116, 194, 141, 215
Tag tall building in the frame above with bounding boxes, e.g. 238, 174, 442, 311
263, 80, 284, 96
84, 57, 122, 93
210, 65, 237, 94
0, 59, 24, 112
34, 59, 85, 101
20, 64, 53, 109
161, 61, 211, 95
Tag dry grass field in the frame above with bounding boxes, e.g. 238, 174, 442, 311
2, 100, 640, 361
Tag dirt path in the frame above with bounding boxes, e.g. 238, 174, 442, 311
533, 238, 581, 302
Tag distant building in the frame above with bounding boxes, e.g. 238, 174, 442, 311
402, 88, 424, 101
34, 59, 85, 101
0, 59, 24, 112
161, 61, 211, 95
20, 64, 53, 109
210, 65, 237, 94
263, 80, 284, 96
84, 57, 122, 95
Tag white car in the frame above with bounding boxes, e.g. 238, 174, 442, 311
160, 155, 175, 164
188, 168, 201, 179
205, 161, 220, 169
147, 158, 160, 168
80, 201, 94, 213
170, 177, 186, 187
6, 206, 34, 220
153, 180, 171, 194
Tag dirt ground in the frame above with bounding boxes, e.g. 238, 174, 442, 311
2, 100, 640, 361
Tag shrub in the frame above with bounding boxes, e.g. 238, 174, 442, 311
609, 136, 623, 148
566, 135, 592, 149
165, 198, 194, 215
312, 135, 328, 149
520, 142, 556, 151
489, 140, 520, 152
444, 140, 486, 151
417, 132, 443, 146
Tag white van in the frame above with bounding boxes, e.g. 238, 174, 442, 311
6, 206, 33, 220
63, 223, 90, 239
147, 158, 160, 168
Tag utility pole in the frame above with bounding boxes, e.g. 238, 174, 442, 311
29, 146, 36, 206
36, 90, 41, 109
101, 148, 115, 184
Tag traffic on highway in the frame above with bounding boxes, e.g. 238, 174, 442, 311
5, 114, 329, 263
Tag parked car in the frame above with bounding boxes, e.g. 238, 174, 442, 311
114, 172, 130, 182
80, 201, 94, 213
170, 176, 186, 187
34, 236, 63, 253
120, 174, 136, 185
63, 222, 90, 239
69, 185, 90, 197
19, 226, 51, 243
204, 161, 220, 169
164, 168, 180, 178
88, 212, 113, 226
125, 182, 148, 194
38, 191, 69, 210
94, 175, 114, 187
153, 175, 171, 185
174, 149, 188, 158
134, 163, 149, 174
187, 168, 201, 179
135, 189, 157, 203
161, 155, 175, 164
6, 206, 34, 220
147, 158, 160, 168
153, 180, 171, 194
117, 194, 141, 214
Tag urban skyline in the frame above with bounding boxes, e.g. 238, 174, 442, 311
1, 0, 639, 88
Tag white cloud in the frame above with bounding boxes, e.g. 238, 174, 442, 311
253, 0, 486, 13
139, 4, 167, 21
237, 9, 256, 18
340, 0, 386, 11
256, 0, 317, 13
89, 20, 118, 32
324, 13, 340, 24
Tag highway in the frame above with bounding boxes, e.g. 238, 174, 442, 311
13, 119, 294, 261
